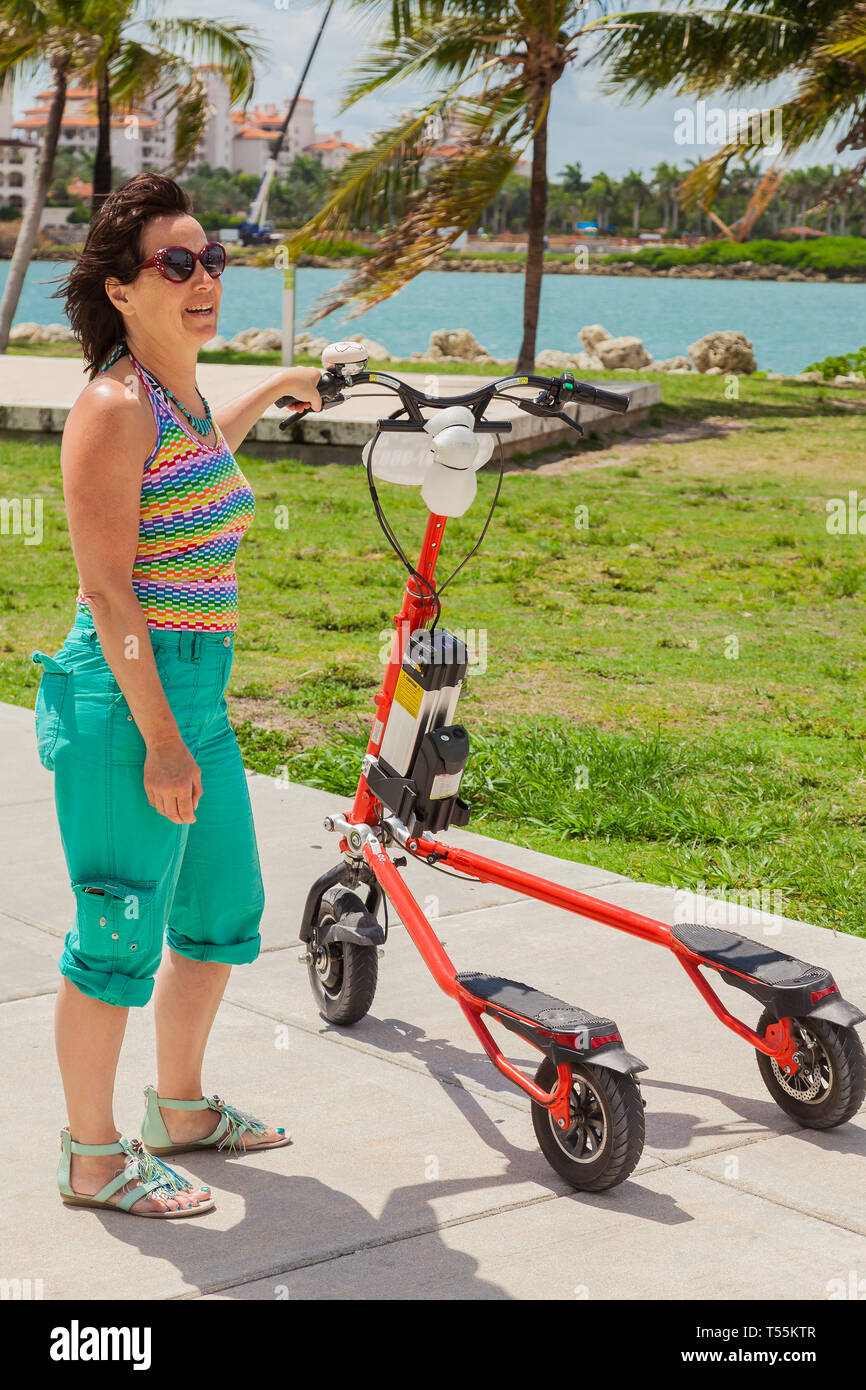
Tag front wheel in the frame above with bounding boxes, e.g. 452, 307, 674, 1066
531, 1057, 645, 1192
755, 1008, 866, 1129
307, 896, 379, 1026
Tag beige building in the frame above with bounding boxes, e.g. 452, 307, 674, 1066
15, 84, 175, 180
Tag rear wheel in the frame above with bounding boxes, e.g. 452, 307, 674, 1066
531, 1057, 645, 1192
755, 1008, 866, 1129
307, 897, 379, 1026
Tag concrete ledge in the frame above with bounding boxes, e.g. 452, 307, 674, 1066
0, 357, 659, 463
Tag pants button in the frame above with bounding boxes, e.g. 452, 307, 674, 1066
223, 635, 231, 647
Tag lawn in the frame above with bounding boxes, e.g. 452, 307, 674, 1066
4, 370, 866, 933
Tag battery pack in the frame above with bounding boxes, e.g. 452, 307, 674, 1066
369, 627, 471, 835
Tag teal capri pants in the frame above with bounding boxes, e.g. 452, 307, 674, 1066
30, 608, 265, 1007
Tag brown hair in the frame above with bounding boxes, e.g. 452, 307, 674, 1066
50, 172, 192, 378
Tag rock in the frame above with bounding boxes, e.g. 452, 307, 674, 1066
655, 355, 693, 372
832, 372, 866, 386
704, 366, 724, 375
535, 348, 604, 373
765, 371, 786, 380
579, 324, 612, 353
8, 322, 44, 341
796, 371, 824, 383
355, 337, 392, 361
427, 328, 492, 362
202, 334, 228, 351
688, 330, 756, 374
595, 335, 652, 369
777, 270, 808, 282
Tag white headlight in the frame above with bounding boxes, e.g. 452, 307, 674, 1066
421, 460, 478, 517
432, 424, 479, 471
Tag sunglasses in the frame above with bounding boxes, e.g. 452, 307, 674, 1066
130, 241, 227, 283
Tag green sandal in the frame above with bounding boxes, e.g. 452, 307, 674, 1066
140, 1084, 292, 1157
57, 1128, 215, 1218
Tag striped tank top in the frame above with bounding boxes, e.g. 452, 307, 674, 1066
74, 344, 256, 632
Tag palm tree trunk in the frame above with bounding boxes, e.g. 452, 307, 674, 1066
0, 58, 70, 354
91, 56, 113, 213
516, 93, 550, 374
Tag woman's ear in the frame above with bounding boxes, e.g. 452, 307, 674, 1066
104, 277, 133, 322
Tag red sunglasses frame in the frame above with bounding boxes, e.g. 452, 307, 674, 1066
130, 241, 227, 282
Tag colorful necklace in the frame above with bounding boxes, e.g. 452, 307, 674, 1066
97, 342, 214, 437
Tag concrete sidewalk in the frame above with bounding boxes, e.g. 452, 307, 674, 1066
2, 692, 864, 1301
0, 355, 659, 463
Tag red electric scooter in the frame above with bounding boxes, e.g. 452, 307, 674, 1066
277, 343, 866, 1193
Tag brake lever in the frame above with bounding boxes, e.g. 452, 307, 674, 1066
276, 393, 346, 428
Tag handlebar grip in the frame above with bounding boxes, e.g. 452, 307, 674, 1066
572, 382, 630, 414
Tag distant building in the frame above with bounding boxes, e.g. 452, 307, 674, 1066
0, 76, 38, 214
15, 84, 174, 178
421, 108, 530, 178
188, 71, 362, 178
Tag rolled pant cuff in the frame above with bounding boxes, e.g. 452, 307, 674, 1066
59, 951, 155, 1008
165, 932, 261, 966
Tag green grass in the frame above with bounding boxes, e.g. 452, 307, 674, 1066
5, 370, 866, 933
601, 235, 866, 275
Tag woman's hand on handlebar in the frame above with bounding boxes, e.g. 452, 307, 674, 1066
277, 366, 323, 413
144, 735, 203, 824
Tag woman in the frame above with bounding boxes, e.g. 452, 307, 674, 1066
31, 171, 322, 1218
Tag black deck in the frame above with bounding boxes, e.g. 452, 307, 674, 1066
456, 971, 612, 1031
671, 923, 825, 986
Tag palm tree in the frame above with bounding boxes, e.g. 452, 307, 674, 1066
592, 1, 866, 231
650, 160, 680, 231
620, 168, 649, 232
583, 171, 617, 231
0, 1, 104, 354
282, 0, 634, 373
84, 2, 263, 215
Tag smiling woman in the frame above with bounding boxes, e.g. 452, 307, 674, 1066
30, 171, 321, 1222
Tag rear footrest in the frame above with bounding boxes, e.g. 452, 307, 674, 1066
456, 971, 645, 1073
456, 972, 612, 1031
671, 922, 838, 1018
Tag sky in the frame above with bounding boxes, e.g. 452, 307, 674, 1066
10, 0, 855, 182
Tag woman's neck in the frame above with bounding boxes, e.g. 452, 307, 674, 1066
124, 335, 200, 405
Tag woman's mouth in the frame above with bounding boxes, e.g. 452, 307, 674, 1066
185, 304, 214, 318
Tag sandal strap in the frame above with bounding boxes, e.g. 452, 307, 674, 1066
67, 1135, 126, 1156
152, 1094, 215, 1111
203, 1094, 269, 1153
117, 1137, 194, 1194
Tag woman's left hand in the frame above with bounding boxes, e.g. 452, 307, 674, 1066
280, 366, 323, 412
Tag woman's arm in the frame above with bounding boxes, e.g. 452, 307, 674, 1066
213, 366, 323, 454
61, 380, 201, 823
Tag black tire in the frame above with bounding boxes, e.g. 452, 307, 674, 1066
307, 897, 379, 1025
531, 1057, 645, 1193
755, 1007, 866, 1129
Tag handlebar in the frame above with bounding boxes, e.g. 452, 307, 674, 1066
275, 368, 631, 433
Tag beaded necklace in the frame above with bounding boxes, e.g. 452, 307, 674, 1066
95, 342, 214, 437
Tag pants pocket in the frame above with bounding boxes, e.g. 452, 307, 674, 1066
31, 649, 71, 771
71, 876, 159, 963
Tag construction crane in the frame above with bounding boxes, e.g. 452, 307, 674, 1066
237, 0, 335, 247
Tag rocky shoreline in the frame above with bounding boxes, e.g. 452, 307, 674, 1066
9, 320, 864, 385
9, 244, 865, 282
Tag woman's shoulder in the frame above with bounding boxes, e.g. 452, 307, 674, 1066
64, 359, 158, 463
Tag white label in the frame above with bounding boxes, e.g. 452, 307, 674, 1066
371, 719, 384, 744
430, 770, 463, 800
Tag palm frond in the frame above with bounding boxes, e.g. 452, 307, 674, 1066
339, 10, 518, 110
587, 6, 807, 100
300, 135, 523, 327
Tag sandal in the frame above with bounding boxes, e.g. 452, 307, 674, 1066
140, 1084, 292, 1157
57, 1128, 215, 1218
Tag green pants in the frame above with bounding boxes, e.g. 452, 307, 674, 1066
31, 609, 265, 1007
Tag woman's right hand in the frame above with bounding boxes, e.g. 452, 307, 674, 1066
144, 736, 203, 823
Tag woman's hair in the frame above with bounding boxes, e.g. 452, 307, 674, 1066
51, 171, 192, 378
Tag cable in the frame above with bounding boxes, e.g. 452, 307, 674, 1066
434, 433, 506, 597
364, 425, 442, 629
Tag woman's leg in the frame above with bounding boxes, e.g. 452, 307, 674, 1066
55, 977, 211, 1211
152, 950, 284, 1148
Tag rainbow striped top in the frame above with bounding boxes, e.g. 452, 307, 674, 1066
75, 345, 255, 631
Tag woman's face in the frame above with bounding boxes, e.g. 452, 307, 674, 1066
107, 212, 223, 348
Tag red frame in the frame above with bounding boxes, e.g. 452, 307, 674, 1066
336, 511, 800, 1119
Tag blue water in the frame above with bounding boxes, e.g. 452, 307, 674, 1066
3, 260, 863, 374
